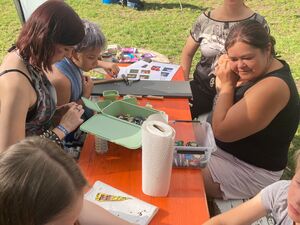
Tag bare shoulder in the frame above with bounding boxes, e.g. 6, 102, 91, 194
246, 75, 290, 110
47, 65, 70, 85
0, 53, 35, 106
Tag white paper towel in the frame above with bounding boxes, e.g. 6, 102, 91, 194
142, 120, 175, 197
146, 112, 168, 124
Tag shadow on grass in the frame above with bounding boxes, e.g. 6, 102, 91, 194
142, 2, 208, 11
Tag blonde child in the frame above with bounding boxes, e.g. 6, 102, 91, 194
203, 150, 300, 225
0, 136, 132, 225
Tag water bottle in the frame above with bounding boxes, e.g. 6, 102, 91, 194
95, 136, 108, 154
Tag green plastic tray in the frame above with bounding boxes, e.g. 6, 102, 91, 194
80, 97, 159, 149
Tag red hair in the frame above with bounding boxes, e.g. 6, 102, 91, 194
16, 1, 84, 71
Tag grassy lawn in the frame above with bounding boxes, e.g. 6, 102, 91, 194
0, 0, 299, 175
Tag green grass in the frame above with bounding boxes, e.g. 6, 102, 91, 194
0, 0, 299, 176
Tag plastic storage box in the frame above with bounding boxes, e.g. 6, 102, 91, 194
80, 97, 160, 149
169, 120, 217, 168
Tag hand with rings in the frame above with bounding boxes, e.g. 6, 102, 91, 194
59, 103, 84, 133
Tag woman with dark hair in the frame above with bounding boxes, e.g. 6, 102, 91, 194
0, 1, 86, 152
0, 136, 132, 225
203, 20, 299, 200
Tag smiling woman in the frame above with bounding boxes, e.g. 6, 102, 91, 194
202, 20, 300, 200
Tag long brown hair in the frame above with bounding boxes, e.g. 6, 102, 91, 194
16, 1, 84, 71
0, 137, 87, 225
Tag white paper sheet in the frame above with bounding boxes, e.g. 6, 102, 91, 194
85, 181, 158, 225
117, 60, 180, 81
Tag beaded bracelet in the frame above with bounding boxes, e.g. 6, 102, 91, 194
57, 124, 69, 136
40, 129, 63, 148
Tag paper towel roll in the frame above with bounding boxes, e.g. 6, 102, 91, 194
142, 120, 175, 196
146, 112, 168, 124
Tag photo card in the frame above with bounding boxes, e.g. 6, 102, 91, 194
151, 66, 161, 71
161, 72, 170, 77
162, 67, 173, 72
127, 73, 137, 79
140, 70, 150, 74
140, 75, 150, 80
129, 69, 139, 74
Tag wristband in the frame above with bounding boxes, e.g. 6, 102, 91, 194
57, 124, 69, 136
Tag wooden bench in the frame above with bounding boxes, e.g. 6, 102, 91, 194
211, 199, 276, 225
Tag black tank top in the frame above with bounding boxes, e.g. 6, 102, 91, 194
216, 60, 300, 171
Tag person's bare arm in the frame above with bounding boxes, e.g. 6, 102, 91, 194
0, 73, 35, 152
203, 194, 267, 225
212, 58, 290, 142
97, 61, 120, 77
47, 66, 72, 106
180, 35, 199, 81
78, 199, 133, 225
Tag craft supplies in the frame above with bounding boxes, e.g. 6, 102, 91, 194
101, 52, 113, 62
170, 120, 217, 168
145, 102, 153, 108
80, 97, 161, 149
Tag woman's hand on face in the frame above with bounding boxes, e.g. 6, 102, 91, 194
215, 54, 239, 88
82, 75, 94, 98
102, 62, 120, 77
59, 103, 84, 133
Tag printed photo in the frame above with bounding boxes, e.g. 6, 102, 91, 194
162, 67, 173, 72
127, 73, 137, 79
129, 69, 139, 74
140, 75, 150, 80
151, 66, 161, 71
141, 70, 150, 74
161, 72, 169, 77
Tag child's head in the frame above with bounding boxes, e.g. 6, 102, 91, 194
287, 150, 300, 223
0, 137, 87, 225
72, 19, 106, 72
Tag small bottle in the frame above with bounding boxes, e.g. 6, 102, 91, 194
95, 136, 108, 154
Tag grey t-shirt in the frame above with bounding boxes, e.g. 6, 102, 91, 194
260, 180, 293, 225
190, 12, 269, 92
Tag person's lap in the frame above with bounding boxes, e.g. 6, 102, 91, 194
204, 148, 283, 200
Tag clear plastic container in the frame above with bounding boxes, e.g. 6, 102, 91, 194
169, 120, 217, 168
95, 136, 108, 154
